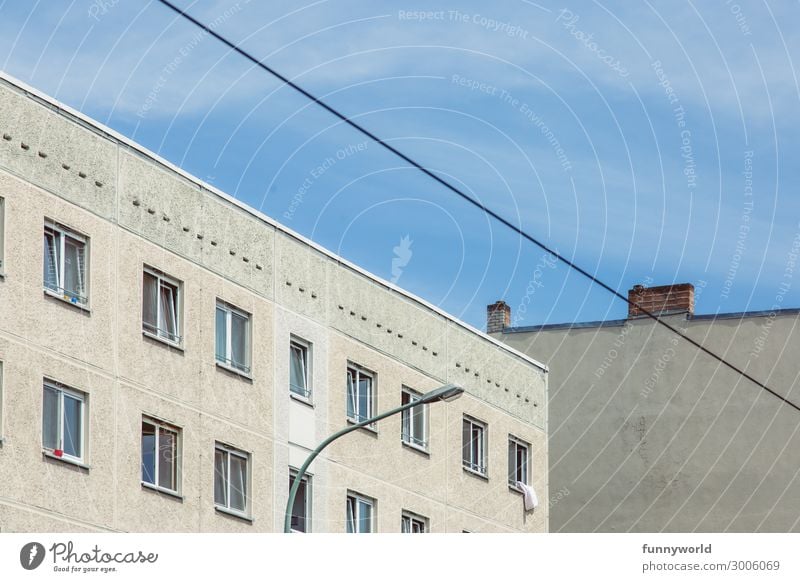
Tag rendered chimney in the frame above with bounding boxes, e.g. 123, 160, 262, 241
487, 301, 511, 333
628, 283, 695, 318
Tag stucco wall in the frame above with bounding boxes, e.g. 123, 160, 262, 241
0, 73, 547, 532
499, 312, 800, 532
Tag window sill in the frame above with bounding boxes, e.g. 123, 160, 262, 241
142, 330, 184, 351
463, 465, 489, 481
43, 288, 91, 313
141, 481, 183, 501
290, 392, 314, 408
347, 417, 378, 434
215, 361, 253, 381
508, 483, 526, 494
215, 506, 254, 523
401, 440, 430, 457
42, 450, 90, 471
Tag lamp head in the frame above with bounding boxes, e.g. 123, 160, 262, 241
421, 383, 464, 404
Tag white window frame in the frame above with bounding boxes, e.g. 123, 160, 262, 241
142, 266, 182, 346
214, 442, 251, 518
215, 300, 252, 375
508, 435, 530, 489
346, 492, 374, 533
289, 337, 312, 400
43, 221, 89, 307
346, 364, 375, 427
42, 380, 86, 465
462, 415, 487, 477
0, 196, 5, 275
401, 510, 428, 533
289, 468, 311, 533
141, 416, 181, 495
401, 386, 428, 452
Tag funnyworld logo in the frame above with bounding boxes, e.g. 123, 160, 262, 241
19, 542, 46, 570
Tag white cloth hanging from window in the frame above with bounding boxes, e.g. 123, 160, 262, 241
517, 481, 538, 511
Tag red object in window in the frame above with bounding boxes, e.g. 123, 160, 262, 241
54, 449, 63, 458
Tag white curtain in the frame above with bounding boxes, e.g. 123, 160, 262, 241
214, 449, 227, 506
142, 272, 158, 332
215, 307, 227, 363
230, 455, 247, 512
230, 312, 247, 370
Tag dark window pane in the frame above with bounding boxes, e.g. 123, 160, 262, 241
159, 283, 177, 339
462, 419, 470, 464
158, 427, 176, 490
358, 375, 370, 420
62, 394, 81, 458
508, 441, 515, 483
63, 236, 85, 300
359, 499, 372, 533
290, 474, 308, 532
346, 370, 356, 419
290, 344, 307, 395
141, 422, 156, 484
42, 386, 59, 450
346, 496, 354, 533
230, 312, 248, 370
43, 230, 60, 292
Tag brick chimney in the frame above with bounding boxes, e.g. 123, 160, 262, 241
487, 301, 511, 333
628, 283, 694, 318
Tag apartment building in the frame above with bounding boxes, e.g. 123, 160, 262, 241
0, 72, 547, 533
490, 283, 800, 532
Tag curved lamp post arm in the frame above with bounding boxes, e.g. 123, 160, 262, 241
284, 383, 463, 533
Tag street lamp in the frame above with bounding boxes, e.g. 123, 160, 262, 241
284, 382, 464, 532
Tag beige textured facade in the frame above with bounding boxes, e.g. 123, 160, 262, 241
493, 288, 800, 532
0, 72, 547, 533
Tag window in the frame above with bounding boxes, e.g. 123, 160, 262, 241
289, 338, 311, 398
401, 387, 428, 451
215, 301, 251, 374
142, 267, 181, 345
43, 221, 88, 306
214, 443, 250, 516
508, 436, 530, 488
346, 492, 374, 533
42, 381, 86, 464
462, 416, 487, 476
401, 511, 428, 533
346, 365, 374, 425
141, 417, 180, 494
0, 196, 5, 274
289, 469, 311, 532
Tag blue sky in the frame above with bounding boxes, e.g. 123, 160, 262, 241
2, 0, 798, 329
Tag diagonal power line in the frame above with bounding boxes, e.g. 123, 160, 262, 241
154, 0, 800, 413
